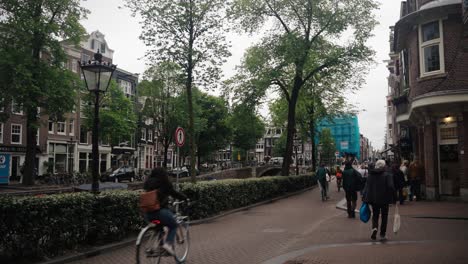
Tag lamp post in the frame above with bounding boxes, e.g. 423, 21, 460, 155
293, 133, 301, 176
79, 51, 116, 193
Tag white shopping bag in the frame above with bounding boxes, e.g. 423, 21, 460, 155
393, 204, 401, 234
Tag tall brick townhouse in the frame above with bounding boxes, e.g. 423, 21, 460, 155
0, 31, 156, 181
388, 0, 468, 201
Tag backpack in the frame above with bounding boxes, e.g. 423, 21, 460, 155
139, 190, 161, 213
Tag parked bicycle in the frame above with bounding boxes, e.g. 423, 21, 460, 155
136, 200, 191, 264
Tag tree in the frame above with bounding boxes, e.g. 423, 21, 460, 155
229, 0, 378, 175
82, 81, 137, 147
318, 128, 336, 169
126, 0, 231, 182
0, 0, 88, 185
270, 76, 359, 170
196, 92, 232, 167
229, 103, 265, 162
139, 62, 184, 168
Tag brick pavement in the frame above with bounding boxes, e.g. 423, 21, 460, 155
65, 181, 468, 264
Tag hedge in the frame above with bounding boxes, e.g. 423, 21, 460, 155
0, 175, 315, 261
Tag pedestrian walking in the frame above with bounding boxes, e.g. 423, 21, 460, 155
316, 164, 329, 201
408, 161, 423, 201
343, 161, 363, 218
392, 162, 406, 205
362, 160, 396, 241
336, 166, 343, 192
400, 160, 409, 182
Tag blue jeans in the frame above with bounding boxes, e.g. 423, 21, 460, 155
146, 208, 178, 244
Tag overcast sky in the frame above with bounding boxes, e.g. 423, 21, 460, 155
80, 0, 401, 150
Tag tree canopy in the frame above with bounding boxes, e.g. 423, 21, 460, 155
228, 0, 378, 175
0, 0, 88, 185
126, 0, 231, 181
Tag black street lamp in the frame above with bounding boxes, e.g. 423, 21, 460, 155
79, 51, 116, 193
293, 133, 301, 176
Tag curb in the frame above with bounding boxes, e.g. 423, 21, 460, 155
40, 185, 316, 264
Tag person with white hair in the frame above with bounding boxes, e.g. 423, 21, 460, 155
362, 159, 396, 241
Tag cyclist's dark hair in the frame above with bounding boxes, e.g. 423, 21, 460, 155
150, 167, 169, 183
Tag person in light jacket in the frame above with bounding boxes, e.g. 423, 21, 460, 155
362, 160, 396, 241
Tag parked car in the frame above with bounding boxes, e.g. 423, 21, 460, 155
168, 167, 190, 178
106, 166, 136, 183
270, 157, 284, 165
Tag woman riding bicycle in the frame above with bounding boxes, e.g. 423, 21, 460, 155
143, 167, 188, 256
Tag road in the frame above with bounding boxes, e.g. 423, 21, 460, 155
68, 182, 468, 264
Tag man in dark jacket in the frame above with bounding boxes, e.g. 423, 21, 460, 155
316, 164, 328, 201
342, 161, 363, 218
363, 160, 396, 241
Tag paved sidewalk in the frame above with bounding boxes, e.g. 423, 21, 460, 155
60, 180, 468, 264
265, 186, 468, 264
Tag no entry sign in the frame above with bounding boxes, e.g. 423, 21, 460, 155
175, 127, 185, 147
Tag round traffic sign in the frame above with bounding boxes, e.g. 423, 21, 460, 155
175, 127, 185, 147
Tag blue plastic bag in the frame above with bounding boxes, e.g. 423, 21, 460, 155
360, 202, 371, 223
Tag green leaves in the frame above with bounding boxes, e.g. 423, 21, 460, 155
82, 81, 137, 146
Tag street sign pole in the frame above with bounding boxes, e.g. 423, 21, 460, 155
174, 127, 185, 190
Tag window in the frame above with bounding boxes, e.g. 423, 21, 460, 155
419, 20, 444, 76
69, 120, 74, 136
101, 43, 106, 53
48, 121, 54, 134
57, 121, 66, 135
36, 129, 39, 146
91, 39, 95, 49
0, 123, 3, 143
81, 54, 90, 63
11, 124, 22, 144
71, 60, 78, 73
80, 126, 88, 144
0, 97, 4, 112
141, 128, 146, 141
148, 129, 153, 142
11, 100, 23, 115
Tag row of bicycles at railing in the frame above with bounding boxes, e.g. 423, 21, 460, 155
36, 172, 91, 186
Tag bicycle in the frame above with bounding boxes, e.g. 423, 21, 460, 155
136, 200, 190, 264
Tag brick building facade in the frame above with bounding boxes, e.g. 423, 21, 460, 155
389, 0, 468, 201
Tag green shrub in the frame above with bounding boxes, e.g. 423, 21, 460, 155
0, 175, 315, 261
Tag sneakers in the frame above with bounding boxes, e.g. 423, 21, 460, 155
380, 233, 387, 241
371, 228, 378, 240
162, 243, 175, 256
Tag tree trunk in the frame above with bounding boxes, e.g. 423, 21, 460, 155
281, 80, 301, 176
310, 107, 317, 172
23, 108, 38, 186
187, 0, 196, 183
163, 140, 169, 168
23, 2, 42, 186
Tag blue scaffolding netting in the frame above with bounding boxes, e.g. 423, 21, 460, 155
315, 115, 361, 160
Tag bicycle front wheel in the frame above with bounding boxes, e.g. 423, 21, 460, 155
173, 223, 190, 263
136, 226, 163, 264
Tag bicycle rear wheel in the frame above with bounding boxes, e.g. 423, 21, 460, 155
136, 226, 164, 264
173, 223, 190, 263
